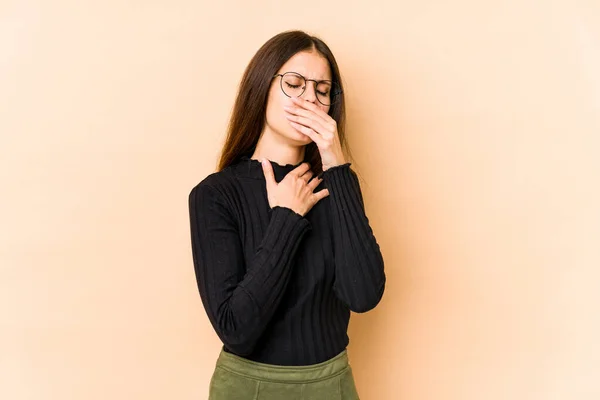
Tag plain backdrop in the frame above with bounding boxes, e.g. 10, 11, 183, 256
1, 0, 599, 399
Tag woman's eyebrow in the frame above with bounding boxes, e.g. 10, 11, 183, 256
287, 71, 332, 81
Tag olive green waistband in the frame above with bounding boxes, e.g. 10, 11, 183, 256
215, 349, 350, 383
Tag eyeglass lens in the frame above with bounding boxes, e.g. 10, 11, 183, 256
280, 73, 339, 105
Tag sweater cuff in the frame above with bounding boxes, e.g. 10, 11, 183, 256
321, 162, 367, 217
322, 162, 352, 175
321, 162, 360, 197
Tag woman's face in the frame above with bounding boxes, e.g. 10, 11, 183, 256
263, 50, 332, 145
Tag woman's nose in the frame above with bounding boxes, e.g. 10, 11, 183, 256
301, 82, 318, 104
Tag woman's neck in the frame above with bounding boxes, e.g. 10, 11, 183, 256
251, 131, 306, 166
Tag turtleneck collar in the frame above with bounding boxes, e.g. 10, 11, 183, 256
235, 155, 307, 183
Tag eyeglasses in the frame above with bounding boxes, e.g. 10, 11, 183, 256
273, 72, 342, 106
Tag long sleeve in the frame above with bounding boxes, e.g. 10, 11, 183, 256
321, 163, 386, 313
188, 183, 312, 355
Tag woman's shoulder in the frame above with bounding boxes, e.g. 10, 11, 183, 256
189, 161, 249, 206
189, 168, 231, 197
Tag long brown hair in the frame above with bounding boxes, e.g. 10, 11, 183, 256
217, 30, 350, 175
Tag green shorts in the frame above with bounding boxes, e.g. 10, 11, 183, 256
208, 348, 361, 400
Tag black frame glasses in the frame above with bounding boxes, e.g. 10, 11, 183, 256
273, 72, 342, 106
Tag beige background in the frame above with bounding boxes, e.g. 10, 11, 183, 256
2, 0, 600, 399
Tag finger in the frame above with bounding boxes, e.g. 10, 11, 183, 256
290, 162, 311, 177
307, 176, 323, 190
289, 122, 327, 147
300, 169, 314, 183
313, 188, 330, 202
291, 97, 335, 124
261, 158, 276, 186
284, 105, 330, 128
285, 113, 330, 137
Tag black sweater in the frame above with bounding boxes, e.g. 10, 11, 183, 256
188, 155, 386, 366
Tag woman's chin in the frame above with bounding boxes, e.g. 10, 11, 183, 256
289, 128, 313, 143
275, 126, 313, 145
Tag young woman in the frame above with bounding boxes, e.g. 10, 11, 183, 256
188, 30, 386, 400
